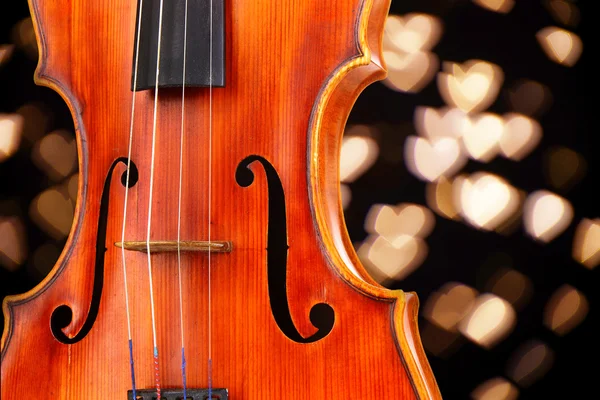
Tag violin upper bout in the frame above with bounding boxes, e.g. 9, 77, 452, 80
27, 0, 83, 122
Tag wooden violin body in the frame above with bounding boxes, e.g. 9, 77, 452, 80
1, 0, 441, 398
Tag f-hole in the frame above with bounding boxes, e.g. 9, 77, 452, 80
236, 155, 334, 343
50, 158, 139, 344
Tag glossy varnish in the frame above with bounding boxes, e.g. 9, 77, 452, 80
1, 0, 442, 398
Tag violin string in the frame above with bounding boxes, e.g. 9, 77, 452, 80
146, 0, 166, 398
121, 1, 146, 398
208, 0, 214, 396
176, 0, 190, 398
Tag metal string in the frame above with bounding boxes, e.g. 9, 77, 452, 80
176, 0, 190, 398
146, 0, 166, 398
207, 0, 214, 396
121, 1, 145, 398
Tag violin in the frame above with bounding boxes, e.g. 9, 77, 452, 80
1, 0, 442, 398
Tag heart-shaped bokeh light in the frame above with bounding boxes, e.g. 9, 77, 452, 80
437, 60, 503, 113
537, 26, 582, 67
453, 173, 520, 231
572, 218, 600, 270
523, 190, 573, 243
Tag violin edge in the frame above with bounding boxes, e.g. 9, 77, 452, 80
307, 0, 443, 398
1, 0, 90, 358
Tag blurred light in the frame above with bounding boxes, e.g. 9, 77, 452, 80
423, 282, 478, 331
31, 129, 78, 182
383, 50, 439, 93
340, 126, 379, 183
505, 79, 553, 117
536, 27, 582, 67
461, 113, 504, 162
0, 44, 15, 67
494, 189, 526, 236
543, 146, 586, 191
365, 203, 435, 240
471, 377, 519, 400
453, 172, 520, 231
16, 102, 52, 145
437, 60, 504, 113
10, 17, 38, 60
426, 176, 460, 220
499, 113, 542, 161
420, 321, 462, 358
340, 183, 351, 210
383, 13, 443, 54
0, 216, 27, 271
458, 293, 516, 348
523, 190, 573, 243
414, 106, 471, 140
506, 340, 554, 387
472, 0, 515, 14
405, 136, 466, 182
357, 234, 427, 284
543, 0, 580, 27
0, 114, 24, 162
544, 284, 588, 336
29, 186, 74, 240
486, 267, 532, 310
572, 218, 600, 269
29, 242, 61, 281
382, 13, 442, 93
66, 173, 79, 202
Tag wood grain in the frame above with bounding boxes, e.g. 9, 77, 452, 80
1, 0, 442, 398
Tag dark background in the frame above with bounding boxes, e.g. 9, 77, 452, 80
1, 0, 596, 398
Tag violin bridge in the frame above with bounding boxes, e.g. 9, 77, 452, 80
128, 388, 228, 400
115, 240, 233, 253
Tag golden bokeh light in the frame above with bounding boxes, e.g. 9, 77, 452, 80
31, 129, 78, 182
423, 282, 478, 331
0, 44, 15, 67
506, 79, 553, 117
472, 0, 515, 14
29, 242, 61, 281
437, 60, 504, 113
0, 216, 27, 272
453, 173, 520, 231
523, 190, 573, 243
544, 0, 580, 28
365, 203, 435, 240
572, 218, 600, 270
420, 321, 462, 358
426, 176, 460, 220
471, 377, 519, 400
405, 136, 467, 182
486, 267, 532, 310
0, 114, 24, 163
461, 113, 504, 162
340, 183, 351, 210
499, 113, 542, 161
458, 293, 516, 348
357, 234, 428, 284
536, 27, 582, 67
339, 125, 378, 183
506, 340, 554, 387
10, 17, 38, 60
383, 50, 439, 93
66, 173, 79, 202
16, 102, 52, 145
382, 13, 442, 93
543, 146, 586, 191
383, 13, 443, 54
29, 186, 75, 240
414, 106, 471, 140
544, 284, 589, 336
